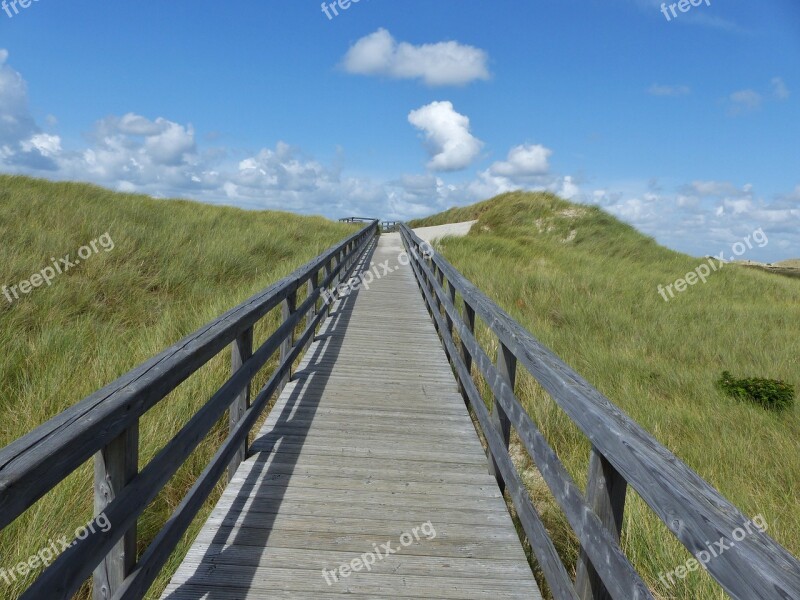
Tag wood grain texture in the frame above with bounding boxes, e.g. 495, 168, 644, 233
228, 326, 254, 482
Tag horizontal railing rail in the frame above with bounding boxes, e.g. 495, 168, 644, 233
338, 216, 376, 223
0, 220, 379, 600
399, 223, 800, 600
381, 220, 402, 233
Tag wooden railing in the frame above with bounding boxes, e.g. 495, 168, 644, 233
338, 216, 376, 223
339, 217, 402, 233
0, 220, 378, 600
381, 220, 401, 233
399, 223, 800, 600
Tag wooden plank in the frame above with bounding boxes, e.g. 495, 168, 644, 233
92, 425, 138, 600
179, 543, 533, 578
166, 564, 539, 598
277, 290, 297, 396
488, 341, 516, 493
228, 326, 253, 482
575, 449, 629, 600
303, 270, 319, 353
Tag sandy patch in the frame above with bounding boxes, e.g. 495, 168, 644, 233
412, 220, 478, 243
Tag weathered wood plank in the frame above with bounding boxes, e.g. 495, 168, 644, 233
575, 449, 629, 600
228, 326, 253, 482
92, 425, 138, 600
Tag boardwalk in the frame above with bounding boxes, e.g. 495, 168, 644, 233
160, 233, 543, 599
5, 221, 799, 599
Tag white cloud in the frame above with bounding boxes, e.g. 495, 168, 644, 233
408, 101, 482, 171
559, 175, 579, 200
21, 133, 61, 157
0, 49, 38, 147
686, 180, 749, 197
783, 185, 800, 203
489, 144, 552, 178
728, 89, 762, 115
771, 77, 790, 100
342, 29, 490, 86
0, 49, 796, 260
647, 84, 690, 96
578, 179, 800, 260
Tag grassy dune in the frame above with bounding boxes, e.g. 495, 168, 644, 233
0, 175, 357, 598
411, 191, 800, 599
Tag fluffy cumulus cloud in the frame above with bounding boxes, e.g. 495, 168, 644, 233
489, 144, 552, 179
408, 101, 483, 171
341, 29, 490, 86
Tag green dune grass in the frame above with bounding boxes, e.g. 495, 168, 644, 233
0, 175, 357, 599
411, 191, 800, 600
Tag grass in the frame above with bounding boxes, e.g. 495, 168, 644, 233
410, 191, 800, 600
0, 175, 358, 599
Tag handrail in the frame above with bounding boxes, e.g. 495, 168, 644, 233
338, 216, 376, 223
0, 220, 379, 599
381, 220, 402, 233
399, 223, 800, 600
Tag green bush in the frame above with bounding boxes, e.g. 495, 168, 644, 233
717, 371, 795, 411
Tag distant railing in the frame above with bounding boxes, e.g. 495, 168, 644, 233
399, 223, 800, 600
0, 220, 379, 600
339, 217, 402, 233
381, 220, 401, 233
338, 216, 376, 223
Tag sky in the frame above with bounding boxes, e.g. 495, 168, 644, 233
0, 0, 798, 261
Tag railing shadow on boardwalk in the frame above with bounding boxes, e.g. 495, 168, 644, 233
162, 242, 375, 599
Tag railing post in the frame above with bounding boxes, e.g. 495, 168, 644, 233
435, 267, 445, 314
331, 253, 340, 289
457, 301, 476, 404
337, 248, 346, 285
320, 257, 335, 318
427, 261, 440, 333
488, 342, 516, 494
228, 326, 253, 482
445, 280, 456, 335
277, 290, 297, 396
305, 271, 319, 352
93, 425, 138, 600
575, 449, 628, 600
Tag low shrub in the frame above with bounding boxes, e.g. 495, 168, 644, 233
717, 371, 795, 411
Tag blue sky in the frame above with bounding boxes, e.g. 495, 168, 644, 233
0, 0, 798, 261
